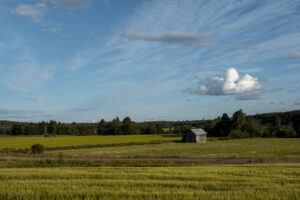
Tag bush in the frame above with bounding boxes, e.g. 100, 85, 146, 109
31, 144, 45, 154
228, 129, 250, 139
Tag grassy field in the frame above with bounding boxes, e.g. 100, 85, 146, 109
0, 164, 298, 200
46, 138, 300, 159
1, 135, 299, 159
0, 135, 180, 149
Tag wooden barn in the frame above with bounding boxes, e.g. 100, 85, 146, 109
183, 128, 207, 143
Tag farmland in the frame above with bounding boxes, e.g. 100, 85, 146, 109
0, 136, 299, 159
45, 138, 300, 159
0, 135, 299, 199
0, 164, 299, 200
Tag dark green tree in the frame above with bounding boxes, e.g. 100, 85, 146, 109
221, 113, 229, 121
97, 119, 106, 135
155, 123, 164, 134
48, 120, 57, 134
122, 117, 133, 134
107, 117, 122, 135
232, 109, 246, 130
11, 124, 24, 135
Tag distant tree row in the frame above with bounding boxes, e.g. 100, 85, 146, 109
205, 110, 299, 138
1, 121, 96, 136
97, 117, 165, 135
0, 117, 167, 136
0, 109, 300, 137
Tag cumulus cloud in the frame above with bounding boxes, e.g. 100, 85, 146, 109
186, 68, 262, 100
122, 31, 214, 47
13, 3, 47, 22
287, 52, 300, 59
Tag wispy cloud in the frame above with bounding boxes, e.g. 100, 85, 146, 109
122, 31, 213, 47
12, 2, 61, 33
287, 52, 300, 59
67, 48, 98, 71
1, 35, 53, 92
26, 96, 44, 102
44, 0, 93, 9
0, 108, 52, 120
11, 0, 94, 33
13, 3, 47, 22
2, 53, 53, 92
122, 30, 247, 49
186, 68, 262, 100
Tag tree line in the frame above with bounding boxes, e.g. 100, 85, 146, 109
0, 109, 299, 138
0, 117, 167, 136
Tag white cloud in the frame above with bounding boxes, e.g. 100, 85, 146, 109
287, 52, 300, 59
13, 3, 47, 22
186, 68, 262, 99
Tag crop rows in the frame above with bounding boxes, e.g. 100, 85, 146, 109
0, 164, 299, 200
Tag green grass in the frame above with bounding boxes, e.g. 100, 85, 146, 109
47, 138, 300, 159
0, 135, 180, 149
0, 164, 299, 200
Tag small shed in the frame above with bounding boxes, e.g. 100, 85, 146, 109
183, 128, 207, 143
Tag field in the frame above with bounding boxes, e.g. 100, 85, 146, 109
42, 138, 300, 159
0, 164, 299, 200
1, 135, 299, 199
0, 135, 180, 149
0, 136, 299, 159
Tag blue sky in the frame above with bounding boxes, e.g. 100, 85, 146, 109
0, 0, 299, 122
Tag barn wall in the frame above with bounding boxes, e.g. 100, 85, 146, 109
196, 135, 207, 143
196, 135, 200, 143
185, 132, 196, 143
200, 135, 207, 143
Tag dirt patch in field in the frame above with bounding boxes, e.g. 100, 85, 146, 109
1, 156, 300, 163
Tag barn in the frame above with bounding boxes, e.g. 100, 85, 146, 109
183, 128, 207, 143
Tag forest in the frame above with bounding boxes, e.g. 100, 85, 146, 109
0, 109, 299, 138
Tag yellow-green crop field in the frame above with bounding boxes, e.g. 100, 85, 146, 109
0, 135, 180, 149
0, 164, 299, 200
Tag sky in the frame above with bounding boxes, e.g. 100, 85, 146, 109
0, 0, 299, 122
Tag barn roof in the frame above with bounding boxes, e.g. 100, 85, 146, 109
190, 128, 207, 135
